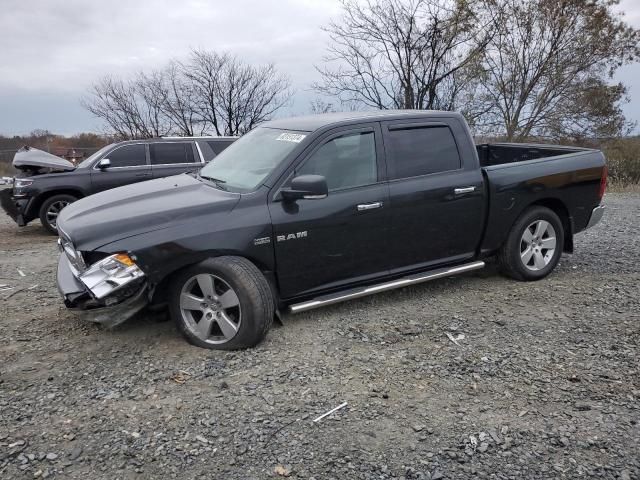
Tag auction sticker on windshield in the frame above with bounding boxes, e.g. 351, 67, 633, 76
276, 133, 306, 143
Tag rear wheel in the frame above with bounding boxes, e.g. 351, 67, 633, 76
39, 194, 77, 234
169, 257, 274, 350
498, 206, 564, 281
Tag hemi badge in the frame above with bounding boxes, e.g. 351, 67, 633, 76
253, 237, 271, 246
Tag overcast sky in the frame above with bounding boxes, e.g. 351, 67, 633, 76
1, 0, 639, 136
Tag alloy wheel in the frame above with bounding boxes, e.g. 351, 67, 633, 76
46, 200, 70, 230
179, 274, 241, 345
520, 220, 557, 271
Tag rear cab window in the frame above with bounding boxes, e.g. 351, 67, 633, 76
150, 142, 196, 165
385, 125, 461, 179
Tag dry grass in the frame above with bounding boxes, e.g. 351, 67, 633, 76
601, 137, 640, 187
607, 182, 640, 193
0, 161, 15, 177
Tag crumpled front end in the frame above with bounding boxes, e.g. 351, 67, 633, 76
0, 188, 22, 224
56, 232, 149, 328
1, 178, 38, 226
13, 146, 75, 171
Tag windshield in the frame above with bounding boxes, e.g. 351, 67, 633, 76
76, 144, 112, 168
198, 127, 308, 192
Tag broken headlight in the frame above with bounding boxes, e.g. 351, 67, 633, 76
78, 253, 145, 299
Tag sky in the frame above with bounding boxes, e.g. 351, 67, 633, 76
0, 0, 639, 136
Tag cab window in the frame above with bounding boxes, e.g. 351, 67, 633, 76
296, 131, 377, 191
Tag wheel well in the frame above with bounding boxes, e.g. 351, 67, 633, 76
149, 255, 280, 307
528, 198, 573, 253
33, 190, 83, 216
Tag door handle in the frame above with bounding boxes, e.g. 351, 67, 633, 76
135, 173, 152, 177
454, 186, 476, 195
357, 202, 383, 211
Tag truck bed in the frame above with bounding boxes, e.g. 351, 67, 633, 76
475, 143, 606, 257
475, 143, 591, 168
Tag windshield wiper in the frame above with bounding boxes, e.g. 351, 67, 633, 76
199, 174, 228, 190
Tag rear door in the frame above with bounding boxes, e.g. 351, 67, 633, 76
382, 119, 485, 272
269, 124, 390, 298
150, 141, 202, 178
90, 143, 151, 193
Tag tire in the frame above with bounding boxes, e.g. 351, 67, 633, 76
497, 206, 564, 281
168, 256, 274, 350
39, 194, 77, 235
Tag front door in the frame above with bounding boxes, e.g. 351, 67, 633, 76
269, 125, 390, 299
90, 143, 151, 192
382, 120, 485, 272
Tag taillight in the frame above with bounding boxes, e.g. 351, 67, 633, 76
598, 165, 607, 201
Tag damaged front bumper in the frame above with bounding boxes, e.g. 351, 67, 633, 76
0, 188, 29, 226
56, 254, 149, 328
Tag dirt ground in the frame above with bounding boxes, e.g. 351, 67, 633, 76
1, 192, 639, 480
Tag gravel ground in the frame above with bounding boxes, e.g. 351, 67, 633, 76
1, 192, 639, 480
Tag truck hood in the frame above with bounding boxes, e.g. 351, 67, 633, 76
13, 146, 76, 171
57, 174, 240, 251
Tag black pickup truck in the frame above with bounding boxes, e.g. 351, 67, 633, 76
55, 110, 607, 350
0, 136, 235, 233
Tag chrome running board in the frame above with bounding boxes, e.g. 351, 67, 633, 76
289, 261, 485, 313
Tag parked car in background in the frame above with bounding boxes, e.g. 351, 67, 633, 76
0, 136, 236, 234
55, 110, 607, 350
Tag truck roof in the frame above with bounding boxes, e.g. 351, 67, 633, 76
264, 109, 462, 132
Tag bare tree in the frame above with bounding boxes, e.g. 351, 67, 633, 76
161, 62, 203, 136
314, 0, 493, 110
186, 50, 292, 136
215, 57, 292, 135
82, 75, 172, 139
84, 49, 292, 138
309, 98, 338, 114
547, 78, 635, 141
134, 70, 173, 137
83, 77, 144, 139
183, 50, 227, 136
473, 0, 640, 141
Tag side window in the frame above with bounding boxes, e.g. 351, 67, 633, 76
197, 141, 216, 162
207, 140, 234, 155
296, 131, 377, 191
386, 126, 461, 179
150, 143, 195, 165
105, 144, 146, 168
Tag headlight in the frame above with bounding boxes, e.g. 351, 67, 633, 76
78, 253, 145, 299
14, 178, 33, 188
58, 236, 86, 272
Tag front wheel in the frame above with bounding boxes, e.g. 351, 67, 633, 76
169, 257, 274, 350
498, 206, 564, 281
39, 194, 77, 235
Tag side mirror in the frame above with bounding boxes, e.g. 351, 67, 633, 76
98, 158, 111, 169
281, 175, 328, 201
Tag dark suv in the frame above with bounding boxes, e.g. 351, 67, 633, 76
1, 136, 235, 233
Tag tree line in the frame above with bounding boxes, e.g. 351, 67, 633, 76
83, 0, 640, 142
